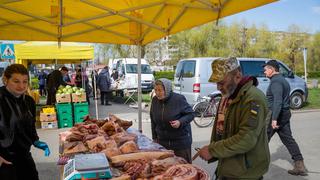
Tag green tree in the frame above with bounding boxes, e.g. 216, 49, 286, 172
225, 22, 246, 57
188, 24, 213, 57
145, 39, 167, 65
246, 25, 277, 58
275, 25, 308, 71
207, 23, 230, 57
168, 31, 190, 64
309, 32, 320, 71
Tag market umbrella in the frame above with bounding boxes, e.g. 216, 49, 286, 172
0, 0, 279, 131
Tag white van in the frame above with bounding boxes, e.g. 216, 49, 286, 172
112, 58, 154, 92
173, 57, 308, 109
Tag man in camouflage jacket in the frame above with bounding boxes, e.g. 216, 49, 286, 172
198, 57, 270, 179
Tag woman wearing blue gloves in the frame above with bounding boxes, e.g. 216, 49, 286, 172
0, 64, 50, 180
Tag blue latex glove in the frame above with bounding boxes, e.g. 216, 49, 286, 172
33, 140, 50, 156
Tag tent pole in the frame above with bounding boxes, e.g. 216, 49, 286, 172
93, 59, 99, 119
81, 61, 85, 88
137, 44, 142, 132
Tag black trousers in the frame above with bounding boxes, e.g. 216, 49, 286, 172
46, 89, 56, 105
39, 85, 46, 96
100, 91, 111, 105
0, 152, 39, 180
267, 110, 303, 161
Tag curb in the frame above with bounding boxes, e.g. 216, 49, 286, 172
292, 109, 320, 114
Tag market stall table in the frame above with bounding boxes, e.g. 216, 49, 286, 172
57, 115, 210, 180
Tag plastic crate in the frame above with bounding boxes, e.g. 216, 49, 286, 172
58, 115, 73, 128
73, 102, 89, 114
73, 102, 89, 124
56, 103, 73, 128
58, 119, 73, 128
56, 103, 73, 116
74, 114, 87, 124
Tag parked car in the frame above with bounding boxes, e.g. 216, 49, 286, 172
173, 57, 220, 105
173, 57, 308, 109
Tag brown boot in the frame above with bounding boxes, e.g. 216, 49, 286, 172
288, 160, 308, 176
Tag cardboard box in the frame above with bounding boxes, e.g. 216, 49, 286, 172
72, 93, 86, 103
56, 94, 71, 103
41, 121, 58, 129
40, 112, 57, 122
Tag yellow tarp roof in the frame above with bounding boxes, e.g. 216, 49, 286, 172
14, 41, 94, 65
0, 0, 278, 45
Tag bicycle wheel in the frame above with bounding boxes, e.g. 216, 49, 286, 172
193, 101, 214, 128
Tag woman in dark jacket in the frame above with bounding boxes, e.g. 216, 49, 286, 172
0, 64, 50, 180
150, 78, 194, 163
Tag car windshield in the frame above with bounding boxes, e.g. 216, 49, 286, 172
175, 60, 196, 78
126, 64, 153, 74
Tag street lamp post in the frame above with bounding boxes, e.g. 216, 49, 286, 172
303, 48, 307, 83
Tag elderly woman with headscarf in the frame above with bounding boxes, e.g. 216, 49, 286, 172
150, 78, 194, 163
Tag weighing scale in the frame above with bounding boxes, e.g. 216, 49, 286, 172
63, 153, 112, 180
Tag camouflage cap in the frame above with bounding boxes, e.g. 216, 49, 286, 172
209, 57, 239, 83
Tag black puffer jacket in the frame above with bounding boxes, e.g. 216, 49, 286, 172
0, 87, 39, 157
97, 69, 111, 92
47, 70, 66, 91
150, 78, 194, 150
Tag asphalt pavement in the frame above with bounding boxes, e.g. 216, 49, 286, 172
32, 100, 320, 180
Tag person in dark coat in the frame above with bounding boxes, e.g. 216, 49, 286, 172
75, 69, 82, 88
111, 69, 120, 96
111, 69, 119, 81
46, 66, 68, 105
0, 64, 50, 180
38, 70, 47, 96
91, 70, 98, 99
150, 78, 194, 163
97, 66, 112, 105
264, 60, 307, 176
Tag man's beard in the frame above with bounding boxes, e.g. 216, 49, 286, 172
220, 80, 237, 98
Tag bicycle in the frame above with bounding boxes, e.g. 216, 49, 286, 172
192, 94, 221, 128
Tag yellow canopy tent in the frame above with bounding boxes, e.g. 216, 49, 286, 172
0, 0, 277, 45
0, 0, 279, 130
14, 41, 94, 67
